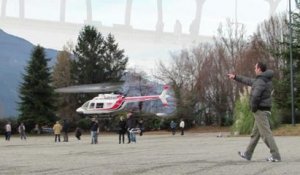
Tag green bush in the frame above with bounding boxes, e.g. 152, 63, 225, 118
231, 91, 254, 135
77, 118, 91, 131
142, 115, 162, 130
269, 102, 282, 129
231, 89, 281, 135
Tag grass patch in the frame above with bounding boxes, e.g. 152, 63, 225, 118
187, 124, 300, 136
273, 124, 300, 136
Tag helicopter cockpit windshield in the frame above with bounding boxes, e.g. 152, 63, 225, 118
82, 100, 90, 109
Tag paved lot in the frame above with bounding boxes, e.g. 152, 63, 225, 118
0, 132, 299, 175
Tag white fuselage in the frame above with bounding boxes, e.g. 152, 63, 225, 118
76, 94, 162, 114
76, 86, 169, 114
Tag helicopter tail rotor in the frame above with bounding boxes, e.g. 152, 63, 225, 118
159, 85, 169, 106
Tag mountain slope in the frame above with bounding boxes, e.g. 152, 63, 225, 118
0, 29, 58, 117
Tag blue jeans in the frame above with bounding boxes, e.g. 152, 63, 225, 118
130, 132, 136, 142
91, 131, 98, 144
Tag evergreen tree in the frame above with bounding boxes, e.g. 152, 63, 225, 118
72, 25, 128, 105
72, 25, 106, 105
273, 12, 300, 123
72, 25, 106, 84
103, 33, 128, 81
288, 13, 300, 116
18, 45, 57, 130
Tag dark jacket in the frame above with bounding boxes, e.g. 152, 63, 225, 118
170, 121, 176, 129
62, 121, 69, 133
118, 120, 127, 134
126, 116, 136, 130
235, 70, 273, 112
90, 121, 99, 132
75, 127, 82, 137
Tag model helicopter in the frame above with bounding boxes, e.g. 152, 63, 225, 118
55, 82, 169, 115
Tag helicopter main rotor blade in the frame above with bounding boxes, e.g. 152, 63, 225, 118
55, 82, 123, 93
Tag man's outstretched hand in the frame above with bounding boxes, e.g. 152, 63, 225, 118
227, 73, 236, 80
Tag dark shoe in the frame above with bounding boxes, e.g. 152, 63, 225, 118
266, 156, 281, 162
238, 151, 251, 161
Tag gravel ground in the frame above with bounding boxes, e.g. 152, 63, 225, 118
0, 132, 299, 175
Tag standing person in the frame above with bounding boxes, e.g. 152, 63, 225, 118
34, 124, 41, 134
90, 118, 99, 144
126, 111, 136, 144
170, 120, 176, 135
75, 127, 82, 140
138, 118, 144, 136
179, 119, 185, 135
53, 121, 62, 142
62, 119, 69, 142
18, 122, 26, 140
5, 122, 12, 141
228, 62, 281, 162
118, 116, 127, 144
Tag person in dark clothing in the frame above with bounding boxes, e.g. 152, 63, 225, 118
118, 116, 127, 144
228, 62, 281, 162
138, 118, 144, 136
62, 119, 70, 142
170, 120, 176, 135
75, 127, 82, 140
126, 112, 136, 143
90, 118, 99, 144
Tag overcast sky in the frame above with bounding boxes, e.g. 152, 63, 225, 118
2, 0, 295, 35
0, 0, 297, 72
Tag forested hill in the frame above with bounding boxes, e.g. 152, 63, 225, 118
0, 29, 58, 117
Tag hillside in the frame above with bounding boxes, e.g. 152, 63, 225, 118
0, 29, 58, 117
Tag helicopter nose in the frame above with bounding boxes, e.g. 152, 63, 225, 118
76, 107, 84, 113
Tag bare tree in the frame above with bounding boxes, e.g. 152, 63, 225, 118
52, 43, 78, 121
52, 52, 72, 87
231, 14, 288, 98
124, 68, 154, 112
155, 16, 284, 126
196, 44, 234, 125
256, 14, 289, 78
155, 47, 203, 121
195, 19, 247, 125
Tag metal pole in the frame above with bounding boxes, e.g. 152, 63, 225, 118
60, 0, 66, 22
86, 0, 92, 22
295, 0, 300, 9
125, 0, 132, 26
235, 0, 238, 37
288, 0, 295, 126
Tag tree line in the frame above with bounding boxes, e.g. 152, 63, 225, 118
16, 11, 300, 132
155, 13, 299, 128
18, 25, 128, 131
